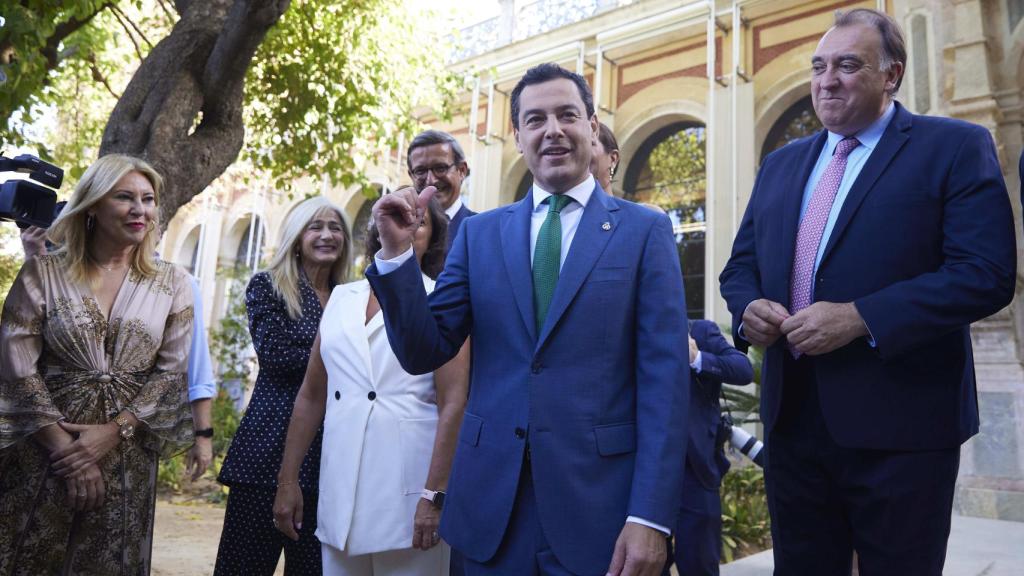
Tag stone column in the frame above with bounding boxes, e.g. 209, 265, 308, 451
945, 0, 1024, 522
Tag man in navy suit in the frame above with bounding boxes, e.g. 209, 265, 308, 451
720, 9, 1015, 575
664, 320, 752, 576
367, 63, 690, 575
407, 129, 476, 251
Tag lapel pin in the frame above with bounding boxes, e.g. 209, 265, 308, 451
601, 222, 612, 231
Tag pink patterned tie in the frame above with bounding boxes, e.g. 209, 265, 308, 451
788, 137, 859, 357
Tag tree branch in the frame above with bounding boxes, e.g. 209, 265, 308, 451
41, 3, 115, 69
155, 0, 178, 24
201, 0, 291, 119
109, 6, 146, 62
110, 4, 154, 49
88, 54, 121, 100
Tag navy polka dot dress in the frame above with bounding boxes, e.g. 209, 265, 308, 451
214, 271, 325, 575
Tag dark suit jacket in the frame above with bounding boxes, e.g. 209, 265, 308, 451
686, 319, 753, 491
446, 201, 475, 252
367, 183, 690, 575
720, 102, 1016, 451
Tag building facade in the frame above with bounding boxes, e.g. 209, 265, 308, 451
162, 0, 1024, 521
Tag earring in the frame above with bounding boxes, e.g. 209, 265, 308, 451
609, 165, 616, 178
86, 215, 95, 231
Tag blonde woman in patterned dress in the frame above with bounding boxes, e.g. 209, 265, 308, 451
0, 154, 194, 575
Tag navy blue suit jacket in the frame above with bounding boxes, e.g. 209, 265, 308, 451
686, 320, 753, 491
367, 184, 690, 575
446, 202, 475, 252
720, 102, 1016, 450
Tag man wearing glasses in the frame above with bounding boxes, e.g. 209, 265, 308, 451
407, 130, 476, 251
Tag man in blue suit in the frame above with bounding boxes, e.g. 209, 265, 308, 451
664, 320, 753, 576
720, 9, 1015, 575
367, 63, 690, 575
406, 129, 476, 251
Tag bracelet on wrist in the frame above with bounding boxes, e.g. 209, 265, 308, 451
194, 427, 214, 438
277, 480, 298, 487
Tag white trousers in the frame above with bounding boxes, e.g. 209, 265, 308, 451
321, 543, 450, 576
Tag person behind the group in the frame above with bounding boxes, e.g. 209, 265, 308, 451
0, 154, 195, 575
367, 63, 690, 576
720, 8, 1016, 574
20, 228, 217, 482
592, 121, 620, 195
214, 196, 352, 575
273, 189, 468, 575
663, 320, 753, 576
406, 130, 476, 576
407, 130, 476, 250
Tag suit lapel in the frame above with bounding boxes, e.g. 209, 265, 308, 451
341, 281, 375, 382
501, 193, 537, 341
537, 185, 618, 350
818, 104, 911, 269
777, 132, 827, 307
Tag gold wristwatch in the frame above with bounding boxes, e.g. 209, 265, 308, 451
114, 414, 135, 441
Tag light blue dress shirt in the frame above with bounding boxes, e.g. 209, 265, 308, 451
800, 102, 896, 284
188, 276, 216, 402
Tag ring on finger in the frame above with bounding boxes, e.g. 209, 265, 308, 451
431, 531, 439, 541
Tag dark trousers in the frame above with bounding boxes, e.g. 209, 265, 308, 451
463, 459, 581, 576
663, 470, 721, 576
214, 484, 322, 576
766, 355, 960, 576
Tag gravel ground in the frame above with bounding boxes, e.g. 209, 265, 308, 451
151, 498, 283, 576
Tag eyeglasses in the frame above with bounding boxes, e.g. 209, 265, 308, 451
410, 163, 455, 179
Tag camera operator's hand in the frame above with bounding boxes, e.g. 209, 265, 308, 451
372, 186, 435, 259
20, 226, 47, 258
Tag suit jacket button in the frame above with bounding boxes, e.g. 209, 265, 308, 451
514, 427, 526, 439
335, 391, 341, 400
531, 361, 542, 374
367, 391, 377, 401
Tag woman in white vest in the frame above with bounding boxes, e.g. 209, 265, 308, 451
272, 190, 469, 575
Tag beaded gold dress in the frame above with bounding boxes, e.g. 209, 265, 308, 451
0, 253, 194, 576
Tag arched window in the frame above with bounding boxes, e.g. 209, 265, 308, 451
761, 95, 822, 162
1011, 0, 1024, 34
235, 215, 266, 271
176, 226, 201, 275
623, 122, 707, 319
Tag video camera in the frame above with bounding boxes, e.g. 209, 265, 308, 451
718, 413, 765, 468
0, 153, 64, 228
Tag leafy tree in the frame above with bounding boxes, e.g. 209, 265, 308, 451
0, 227, 23, 311
1, 0, 459, 224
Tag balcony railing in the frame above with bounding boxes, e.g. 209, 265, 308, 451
451, 0, 633, 62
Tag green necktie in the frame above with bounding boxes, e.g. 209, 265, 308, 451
533, 194, 572, 334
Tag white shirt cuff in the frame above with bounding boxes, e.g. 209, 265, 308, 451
690, 351, 702, 373
373, 247, 414, 274
626, 516, 670, 536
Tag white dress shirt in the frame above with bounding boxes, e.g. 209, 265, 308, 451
445, 195, 464, 220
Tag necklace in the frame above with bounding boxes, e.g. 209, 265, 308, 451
95, 262, 128, 273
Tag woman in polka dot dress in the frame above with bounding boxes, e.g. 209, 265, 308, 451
214, 197, 352, 576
